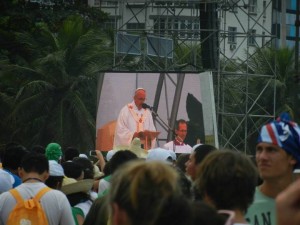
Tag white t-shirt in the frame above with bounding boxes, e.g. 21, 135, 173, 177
0, 170, 13, 194
0, 182, 75, 225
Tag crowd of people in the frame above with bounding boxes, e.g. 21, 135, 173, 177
1, 87, 300, 225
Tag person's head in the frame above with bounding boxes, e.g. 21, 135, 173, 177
175, 153, 190, 173
185, 144, 217, 180
31, 145, 45, 154
61, 178, 94, 206
146, 148, 174, 164
19, 153, 50, 182
109, 150, 138, 174
64, 147, 80, 161
195, 150, 258, 213
108, 161, 184, 225
46, 160, 65, 189
256, 112, 300, 181
2, 145, 29, 174
72, 157, 94, 179
191, 201, 226, 225
45, 143, 62, 162
133, 88, 146, 110
62, 161, 84, 180
175, 119, 188, 142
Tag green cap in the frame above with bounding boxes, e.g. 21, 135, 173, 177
45, 143, 62, 161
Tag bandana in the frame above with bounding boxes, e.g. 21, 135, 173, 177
258, 112, 300, 168
45, 143, 62, 161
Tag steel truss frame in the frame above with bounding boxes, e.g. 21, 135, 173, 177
98, 0, 276, 152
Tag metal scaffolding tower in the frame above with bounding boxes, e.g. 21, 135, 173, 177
97, 0, 277, 153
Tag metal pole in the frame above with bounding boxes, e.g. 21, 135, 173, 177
295, 0, 300, 74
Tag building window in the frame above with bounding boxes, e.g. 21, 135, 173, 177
248, 29, 256, 46
152, 18, 199, 39
180, 19, 186, 38
101, 1, 118, 7
103, 19, 116, 30
249, 0, 257, 14
228, 27, 237, 44
127, 23, 145, 31
193, 22, 200, 39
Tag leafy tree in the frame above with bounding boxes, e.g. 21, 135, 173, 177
0, 15, 113, 150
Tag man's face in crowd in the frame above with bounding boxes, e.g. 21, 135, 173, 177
256, 142, 296, 180
134, 89, 146, 110
185, 152, 197, 180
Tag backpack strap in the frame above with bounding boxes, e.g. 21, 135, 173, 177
9, 189, 24, 204
9, 187, 51, 204
34, 187, 52, 202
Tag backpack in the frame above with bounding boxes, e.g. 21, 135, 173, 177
7, 187, 51, 225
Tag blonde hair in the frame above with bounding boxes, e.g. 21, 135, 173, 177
108, 161, 181, 225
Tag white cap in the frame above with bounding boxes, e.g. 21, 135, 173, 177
106, 150, 117, 161
79, 154, 88, 159
49, 160, 64, 176
146, 148, 173, 163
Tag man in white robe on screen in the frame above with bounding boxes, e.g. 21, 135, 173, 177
163, 119, 192, 154
113, 88, 157, 149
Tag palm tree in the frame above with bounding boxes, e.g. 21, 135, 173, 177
0, 15, 113, 150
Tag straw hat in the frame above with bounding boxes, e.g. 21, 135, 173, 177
129, 138, 148, 158
61, 177, 94, 195
112, 138, 148, 160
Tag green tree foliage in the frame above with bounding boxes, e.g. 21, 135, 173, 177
0, 14, 113, 151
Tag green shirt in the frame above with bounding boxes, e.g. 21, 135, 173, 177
245, 187, 275, 225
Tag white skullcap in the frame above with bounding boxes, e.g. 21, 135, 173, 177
49, 160, 64, 176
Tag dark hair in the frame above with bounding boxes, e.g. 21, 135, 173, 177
20, 153, 49, 174
154, 196, 193, 225
73, 157, 94, 179
103, 161, 111, 176
64, 147, 80, 161
62, 161, 83, 179
195, 150, 258, 212
109, 150, 138, 174
45, 176, 64, 189
2, 145, 29, 170
194, 144, 217, 165
191, 201, 225, 225
67, 192, 92, 207
176, 153, 190, 173
175, 119, 187, 130
176, 168, 192, 199
31, 145, 45, 154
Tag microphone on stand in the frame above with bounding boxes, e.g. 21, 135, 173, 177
142, 103, 175, 136
142, 103, 153, 110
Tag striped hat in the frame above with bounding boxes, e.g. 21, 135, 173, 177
258, 112, 300, 168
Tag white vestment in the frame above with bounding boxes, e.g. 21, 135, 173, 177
163, 141, 192, 153
113, 101, 157, 148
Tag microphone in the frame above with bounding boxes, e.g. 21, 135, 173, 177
142, 103, 153, 110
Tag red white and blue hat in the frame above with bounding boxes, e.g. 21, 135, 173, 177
258, 112, 300, 168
